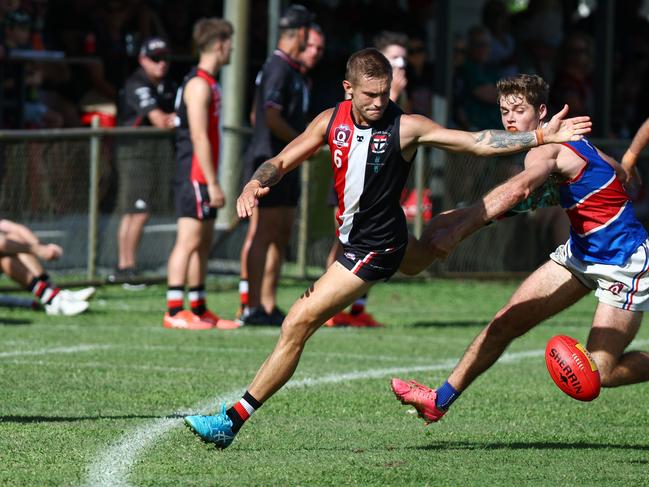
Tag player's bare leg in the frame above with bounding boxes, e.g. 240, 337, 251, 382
167, 218, 202, 285
586, 304, 649, 387
184, 262, 373, 445
446, 260, 589, 391
117, 212, 150, 270
164, 218, 213, 329
261, 241, 283, 313
393, 260, 589, 422
246, 207, 295, 323
399, 207, 474, 276
248, 262, 373, 401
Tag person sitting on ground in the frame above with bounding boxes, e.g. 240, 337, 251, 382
0, 219, 94, 315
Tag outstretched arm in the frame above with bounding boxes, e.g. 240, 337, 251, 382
400, 146, 558, 274
400, 105, 591, 158
236, 109, 332, 218
621, 117, 649, 180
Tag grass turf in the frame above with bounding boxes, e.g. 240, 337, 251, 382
0, 278, 648, 486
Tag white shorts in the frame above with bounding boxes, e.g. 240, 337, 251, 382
550, 239, 649, 312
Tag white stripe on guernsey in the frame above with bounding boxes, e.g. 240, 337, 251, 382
0, 344, 112, 358
568, 173, 616, 210
577, 201, 627, 237
240, 398, 255, 416
87, 342, 644, 487
338, 127, 371, 245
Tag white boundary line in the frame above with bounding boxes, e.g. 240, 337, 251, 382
0, 344, 112, 358
79, 337, 649, 486
84, 347, 544, 487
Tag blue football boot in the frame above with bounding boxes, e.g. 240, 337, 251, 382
184, 402, 236, 448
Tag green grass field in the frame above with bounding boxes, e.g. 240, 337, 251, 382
1, 278, 648, 486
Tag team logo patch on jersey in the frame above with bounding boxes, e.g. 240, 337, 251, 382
370, 132, 389, 154
608, 282, 625, 295
333, 125, 352, 148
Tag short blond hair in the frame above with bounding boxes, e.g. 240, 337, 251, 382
193, 17, 233, 53
345, 48, 392, 85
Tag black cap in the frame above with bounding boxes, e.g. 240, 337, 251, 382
139, 37, 169, 57
278, 4, 314, 29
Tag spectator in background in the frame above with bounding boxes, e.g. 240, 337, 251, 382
451, 32, 469, 130
0, 218, 94, 315
237, 23, 324, 320
511, 0, 563, 82
2, 9, 63, 128
550, 32, 594, 118
461, 25, 501, 130
164, 18, 239, 331
109, 37, 176, 284
373, 30, 409, 108
239, 5, 313, 326
482, 0, 517, 78
406, 35, 434, 116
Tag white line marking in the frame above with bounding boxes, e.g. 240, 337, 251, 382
83, 346, 539, 487
84, 338, 649, 486
0, 344, 112, 358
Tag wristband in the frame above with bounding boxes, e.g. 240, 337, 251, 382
535, 128, 544, 146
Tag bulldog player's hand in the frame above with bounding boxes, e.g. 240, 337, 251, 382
543, 104, 592, 143
236, 180, 271, 218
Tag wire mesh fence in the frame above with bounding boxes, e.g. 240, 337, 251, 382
0, 128, 647, 284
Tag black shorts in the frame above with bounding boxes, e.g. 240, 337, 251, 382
337, 243, 407, 282
116, 139, 173, 214
250, 156, 301, 208
117, 142, 155, 214
173, 179, 217, 220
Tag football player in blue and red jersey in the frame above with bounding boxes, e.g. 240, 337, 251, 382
393, 74, 649, 425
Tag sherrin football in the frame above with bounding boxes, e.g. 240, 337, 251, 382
545, 335, 601, 401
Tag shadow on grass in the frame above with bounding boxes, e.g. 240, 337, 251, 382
415, 440, 649, 451
409, 320, 488, 328
0, 318, 32, 326
0, 413, 185, 423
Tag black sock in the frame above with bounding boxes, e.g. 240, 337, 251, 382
226, 391, 263, 433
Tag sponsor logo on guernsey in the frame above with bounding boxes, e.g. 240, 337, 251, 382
370, 131, 389, 154
548, 347, 583, 394
344, 252, 357, 261
608, 282, 624, 295
333, 125, 352, 148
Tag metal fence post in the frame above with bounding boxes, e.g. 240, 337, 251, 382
87, 115, 100, 280
413, 149, 425, 238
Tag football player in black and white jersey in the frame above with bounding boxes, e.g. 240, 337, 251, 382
183, 48, 591, 448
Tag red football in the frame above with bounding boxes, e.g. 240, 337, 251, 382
545, 335, 601, 401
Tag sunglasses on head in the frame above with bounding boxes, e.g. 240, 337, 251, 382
148, 54, 169, 63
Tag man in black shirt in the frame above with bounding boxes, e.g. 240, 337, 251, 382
241, 5, 314, 325
111, 37, 176, 283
